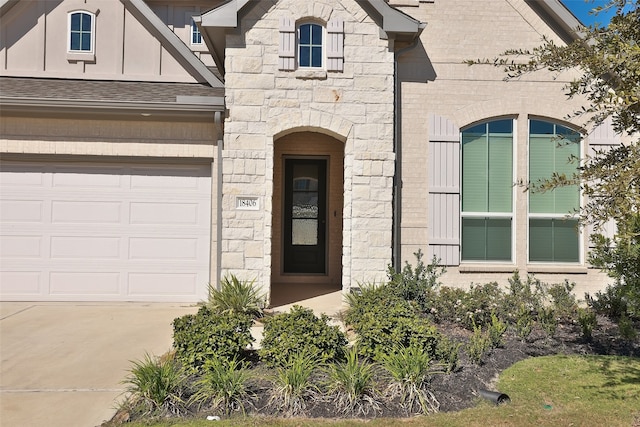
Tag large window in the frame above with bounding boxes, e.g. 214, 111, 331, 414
68, 11, 94, 53
298, 23, 323, 68
461, 119, 514, 261
529, 120, 581, 262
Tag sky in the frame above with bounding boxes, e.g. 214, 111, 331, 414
560, 0, 616, 26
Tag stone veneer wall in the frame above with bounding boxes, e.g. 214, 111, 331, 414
220, 0, 396, 294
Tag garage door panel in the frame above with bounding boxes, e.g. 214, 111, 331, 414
129, 237, 200, 260
128, 273, 198, 296
0, 272, 42, 295
51, 201, 123, 224
50, 272, 121, 295
50, 236, 121, 259
129, 202, 199, 225
0, 161, 211, 301
1, 200, 44, 222
1, 235, 42, 258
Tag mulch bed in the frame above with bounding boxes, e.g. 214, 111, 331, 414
105, 315, 639, 424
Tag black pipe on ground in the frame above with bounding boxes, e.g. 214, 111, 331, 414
478, 389, 511, 405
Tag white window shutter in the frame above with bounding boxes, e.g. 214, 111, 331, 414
326, 18, 344, 71
427, 114, 461, 266
279, 16, 295, 71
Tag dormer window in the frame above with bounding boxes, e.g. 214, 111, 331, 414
298, 23, 323, 68
191, 18, 203, 45
68, 11, 94, 53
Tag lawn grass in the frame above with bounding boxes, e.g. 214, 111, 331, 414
123, 355, 640, 427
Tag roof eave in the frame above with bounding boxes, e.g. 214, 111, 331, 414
526, 0, 586, 43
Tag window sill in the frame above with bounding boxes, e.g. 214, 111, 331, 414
526, 265, 588, 274
459, 264, 517, 273
67, 52, 96, 63
294, 69, 327, 80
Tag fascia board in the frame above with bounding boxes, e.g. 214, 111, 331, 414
200, 0, 251, 27
0, 97, 224, 113
528, 0, 585, 41
120, 0, 224, 88
0, 0, 19, 17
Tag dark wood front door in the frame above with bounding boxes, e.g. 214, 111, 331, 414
283, 158, 327, 274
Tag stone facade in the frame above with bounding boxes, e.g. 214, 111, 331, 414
220, 0, 397, 294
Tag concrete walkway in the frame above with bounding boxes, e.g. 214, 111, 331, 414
0, 290, 344, 427
0, 302, 198, 427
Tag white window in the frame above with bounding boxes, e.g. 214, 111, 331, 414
279, 17, 343, 72
461, 119, 514, 262
528, 119, 581, 263
68, 11, 95, 53
191, 18, 203, 45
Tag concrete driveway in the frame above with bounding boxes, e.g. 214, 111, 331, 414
0, 302, 198, 427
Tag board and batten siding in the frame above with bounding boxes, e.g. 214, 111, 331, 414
428, 114, 460, 266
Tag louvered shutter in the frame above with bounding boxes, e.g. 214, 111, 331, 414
326, 18, 344, 71
279, 16, 296, 71
428, 114, 461, 266
586, 118, 620, 247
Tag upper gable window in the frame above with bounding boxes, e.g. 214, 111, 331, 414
68, 11, 95, 53
279, 16, 343, 73
298, 23, 323, 68
191, 18, 203, 45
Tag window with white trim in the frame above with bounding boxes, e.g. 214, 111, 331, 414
279, 17, 343, 72
461, 119, 514, 262
191, 18, 203, 45
68, 11, 94, 53
528, 119, 581, 262
298, 23, 323, 68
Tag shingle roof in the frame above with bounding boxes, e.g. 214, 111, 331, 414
0, 76, 224, 105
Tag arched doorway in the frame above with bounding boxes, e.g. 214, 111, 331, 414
271, 131, 344, 306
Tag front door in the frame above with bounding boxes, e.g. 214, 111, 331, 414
283, 158, 327, 274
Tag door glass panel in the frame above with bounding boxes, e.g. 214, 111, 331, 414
291, 164, 318, 246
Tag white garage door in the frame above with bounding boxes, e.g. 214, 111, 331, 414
0, 161, 211, 302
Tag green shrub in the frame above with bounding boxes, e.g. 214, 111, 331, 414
343, 282, 402, 327
430, 286, 468, 324
547, 280, 579, 319
380, 344, 440, 415
578, 308, 598, 341
348, 298, 441, 361
259, 305, 347, 368
586, 284, 631, 320
514, 304, 534, 342
434, 335, 461, 373
324, 347, 381, 416
190, 356, 253, 415
466, 323, 491, 365
617, 316, 638, 342
502, 271, 545, 323
122, 352, 187, 417
268, 351, 320, 417
172, 306, 254, 371
386, 250, 444, 312
488, 312, 507, 348
538, 306, 558, 338
208, 274, 266, 318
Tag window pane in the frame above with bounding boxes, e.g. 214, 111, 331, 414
311, 24, 322, 44
462, 218, 511, 261
311, 46, 322, 67
299, 46, 310, 67
300, 24, 311, 45
529, 120, 580, 214
489, 119, 512, 134
81, 33, 91, 51
71, 13, 80, 30
488, 135, 512, 212
70, 33, 80, 51
529, 219, 579, 262
462, 130, 488, 212
292, 219, 318, 245
81, 14, 91, 31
